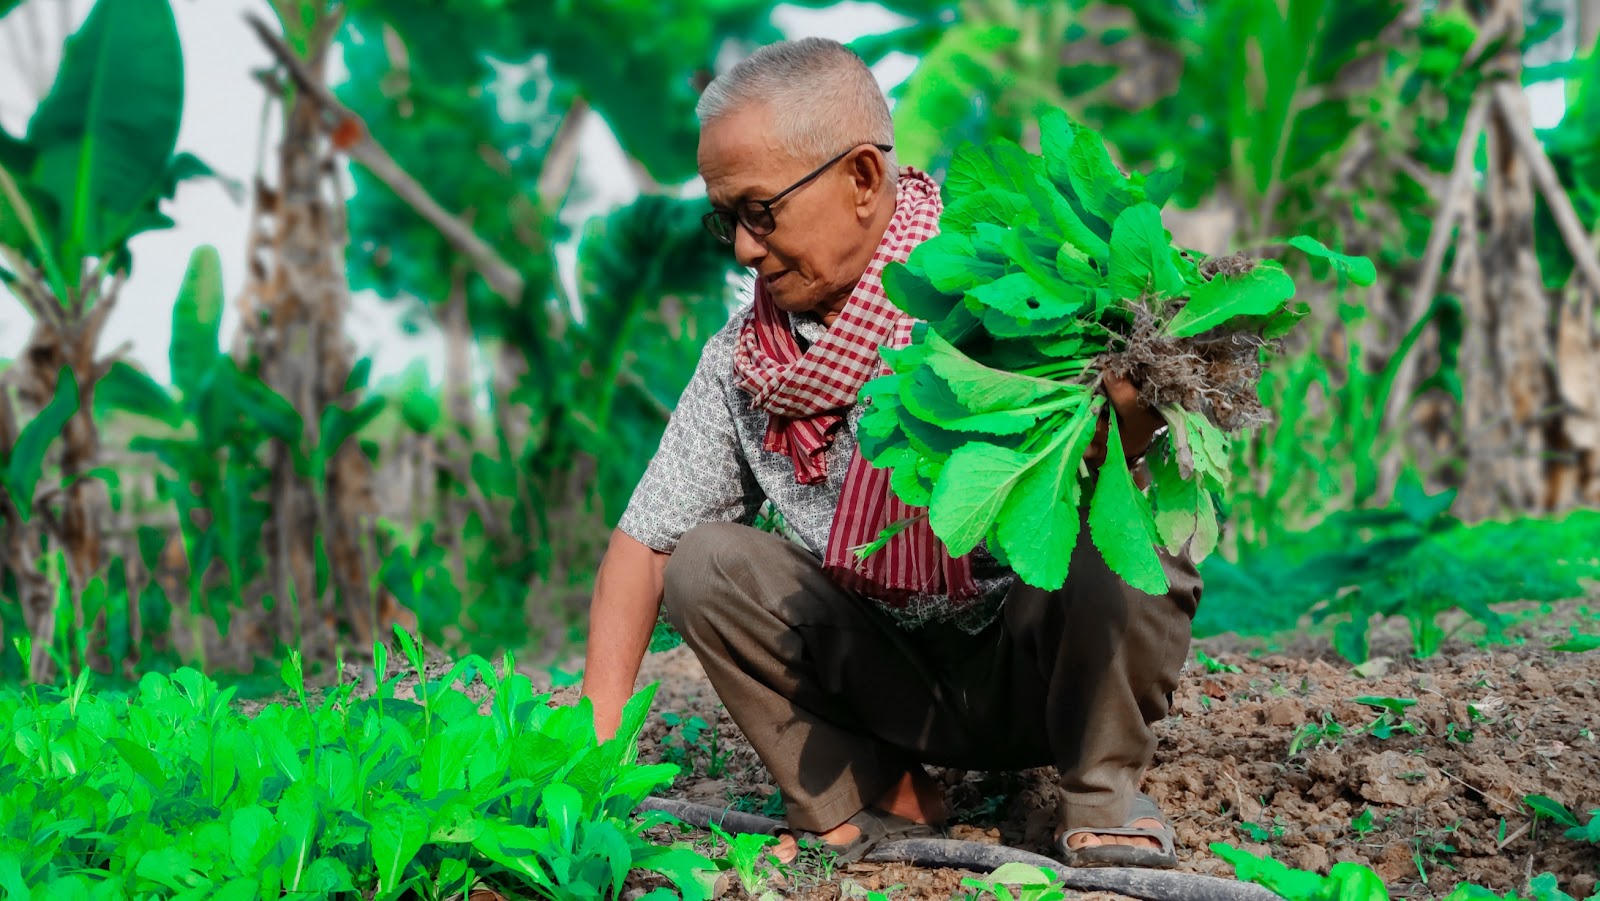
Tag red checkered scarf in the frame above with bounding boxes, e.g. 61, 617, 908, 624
732, 168, 980, 605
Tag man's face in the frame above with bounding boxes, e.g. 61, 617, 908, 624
698, 104, 881, 323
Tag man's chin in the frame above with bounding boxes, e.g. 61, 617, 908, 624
766, 287, 820, 317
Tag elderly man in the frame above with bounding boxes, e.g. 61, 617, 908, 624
579, 37, 1200, 870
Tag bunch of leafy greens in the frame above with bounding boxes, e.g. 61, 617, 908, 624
0, 627, 715, 900
856, 109, 1374, 594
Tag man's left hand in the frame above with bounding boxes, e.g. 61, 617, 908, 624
1084, 371, 1164, 467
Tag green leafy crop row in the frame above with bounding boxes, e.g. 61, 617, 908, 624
1215, 843, 1596, 901
0, 628, 715, 900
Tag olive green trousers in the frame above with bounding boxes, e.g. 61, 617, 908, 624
662, 518, 1200, 834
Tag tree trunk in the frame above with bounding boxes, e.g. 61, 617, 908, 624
0, 381, 56, 683
233, 12, 378, 659
1579, 0, 1599, 55
9, 269, 122, 677
442, 265, 475, 430
1451, 0, 1565, 519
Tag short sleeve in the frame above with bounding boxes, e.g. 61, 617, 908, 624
616, 338, 764, 552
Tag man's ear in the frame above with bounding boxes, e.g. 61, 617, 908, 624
848, 146, 890, 215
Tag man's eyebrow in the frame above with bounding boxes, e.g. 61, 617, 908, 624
706, 187, 751, 209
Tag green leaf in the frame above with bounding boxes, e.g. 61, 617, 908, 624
942, 188, 1032, 233
1108, 203, 1184, 303
994, 404, 1099, 590
631, 846, 718, 901
1143, 165, 1183, 208
1088, 416, 1169, 595
929, 443, 1038, 557
106, 736, 168, 788
169, 246, 223, 397
987, 862, 1061, 886
395, 361, 441, 434
371, 798, 429, 893
1563, 811, 1600, 843
610, 682, 659, 761
1211, 843, 1351, 901
914, 233, 1007, 294
1149, 445, 1219, 560
3, 365, 79, 522
96, 361, 179, 427
882, 261, 961, 324
901, 371, 1082, 435
1166, 265, 1297, 338
227, 363, 303, 445
26, 0, 184, 264
1285, 235, 1377, 286
966, 271, 1086, 322
229, 807, 280, 874
1550, 629, 1600, 653
133, 846, 203, 893
1064, 127, 1138, 226
1525, 794, 1581, 828
912, 330, 1068, 414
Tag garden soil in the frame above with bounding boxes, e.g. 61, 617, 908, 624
580, 603, 1600, 901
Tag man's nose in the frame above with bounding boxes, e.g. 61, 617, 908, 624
732, 222, 767, 269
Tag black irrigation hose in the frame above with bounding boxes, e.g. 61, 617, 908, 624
638, 797, 1282, 901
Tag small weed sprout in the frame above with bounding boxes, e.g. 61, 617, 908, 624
709, 823, 781, 899
1410, 822, 1461, 884
959, 863, 1068, 901
1350, 808, 1379, 837
1352, 696, 1422, 739
1236, 815, 1289, 844
1288, 713, 1348, 756
1197, 650, 1243, 674
660, 710, 732, 778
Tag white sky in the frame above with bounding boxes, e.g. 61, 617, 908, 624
0, 0, 1569, 387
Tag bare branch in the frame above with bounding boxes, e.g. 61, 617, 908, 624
95, 341, 135, 381
1491, 82, 1600, 302
1380, 93, 1489, 435
0, 246, 67, 331
81, 270, 125, 351
538, 97, 590, 209
244, 12, 526, 303
1406, 95, 1489, 329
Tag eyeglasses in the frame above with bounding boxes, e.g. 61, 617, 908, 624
702, 143, 894, 245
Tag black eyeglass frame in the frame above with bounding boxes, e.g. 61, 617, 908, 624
701, 142, 895, 245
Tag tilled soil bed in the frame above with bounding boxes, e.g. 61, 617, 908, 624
601, 608, 1600, 901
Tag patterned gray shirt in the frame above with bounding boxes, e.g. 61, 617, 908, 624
618, 300, 1013, 633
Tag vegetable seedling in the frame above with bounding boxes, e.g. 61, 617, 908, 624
1352, 696, 1422, 739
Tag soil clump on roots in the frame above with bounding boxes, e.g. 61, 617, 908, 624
1097, 258, 1275, 433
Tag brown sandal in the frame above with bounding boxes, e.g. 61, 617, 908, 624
777, 807, 940, 865
1056, 793, 1178, 869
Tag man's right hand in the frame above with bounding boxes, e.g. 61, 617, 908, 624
579, 530, 672, 740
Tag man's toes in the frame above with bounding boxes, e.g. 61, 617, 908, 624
1062, 817, 1168, 850
774, 834, 799, 864
1115, 818, 1166, 848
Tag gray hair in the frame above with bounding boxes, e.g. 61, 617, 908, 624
697, 37, 899, 180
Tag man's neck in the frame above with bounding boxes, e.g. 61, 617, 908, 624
817, 193, 899, 329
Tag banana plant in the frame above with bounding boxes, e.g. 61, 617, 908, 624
96, 247, 388, 657
0, 0, 213, 676
94, 248, 295, 648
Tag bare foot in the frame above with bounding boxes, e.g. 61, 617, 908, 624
773, 822, 860, 865
773, 768, 947, 865
1058, 817, 1166, 850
